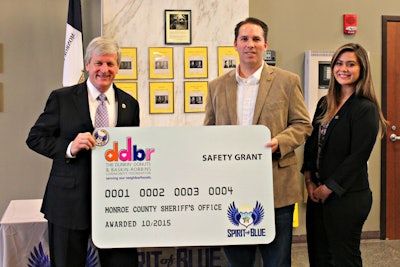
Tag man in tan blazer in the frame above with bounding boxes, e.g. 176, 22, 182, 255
204, 17, 312, 267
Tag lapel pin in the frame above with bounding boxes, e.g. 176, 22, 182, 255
122, 103, 126, 109
334, 115, 339, 119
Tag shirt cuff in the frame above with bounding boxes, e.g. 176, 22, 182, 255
324, 179, 345, 197
66, 142, 76, 158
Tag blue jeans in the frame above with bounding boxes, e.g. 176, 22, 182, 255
223, 204, 295, 267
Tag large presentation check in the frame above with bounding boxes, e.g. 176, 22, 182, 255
91, 125, 275, 248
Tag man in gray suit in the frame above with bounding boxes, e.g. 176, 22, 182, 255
204, 17, 312, 267
27, 36, 139, 267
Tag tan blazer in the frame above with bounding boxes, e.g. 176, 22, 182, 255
204, 64, 312, 208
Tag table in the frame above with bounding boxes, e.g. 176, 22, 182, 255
0, 199, 231, 267
0, 199, 48, 267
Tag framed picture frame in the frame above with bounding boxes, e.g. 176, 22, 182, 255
217, 46, 240, 76
184, 81, 208, 113
149, 47, 174, 79
165, 10, 192, 44
115, 47, 137, 80
149, 82, 174, 114
184, 47, 208, 79
114, 81, 138, 100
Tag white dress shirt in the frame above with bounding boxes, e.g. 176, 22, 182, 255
87, 80, 117, 127
66, 81, 117, 158
236, 64, 263, 125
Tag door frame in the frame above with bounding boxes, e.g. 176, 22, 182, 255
380, 15, 400, 240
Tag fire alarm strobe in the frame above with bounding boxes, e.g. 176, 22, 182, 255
343, 14, 357, 35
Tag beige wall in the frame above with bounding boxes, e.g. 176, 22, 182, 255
1, 0, 399, 238
0, 0, 102, 215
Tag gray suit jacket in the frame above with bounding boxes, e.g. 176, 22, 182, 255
204, 64, 312, 208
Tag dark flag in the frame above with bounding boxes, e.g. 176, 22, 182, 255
63, 0, 84, 86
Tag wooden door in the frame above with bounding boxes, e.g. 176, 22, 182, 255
381, 16, 400, 240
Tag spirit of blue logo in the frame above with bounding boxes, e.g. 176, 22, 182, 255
27, 241, 98, 267
227, 201, 264, 228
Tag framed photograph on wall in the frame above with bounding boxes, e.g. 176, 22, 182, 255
149, 82, 174, 114
184, 81, 208, 113
115, 47, 137, 80
165, 10, 192, 44
217, 46, 240, 76
149, 47, 174, 79
184, 47, 208, 79
114, 81, 138, 100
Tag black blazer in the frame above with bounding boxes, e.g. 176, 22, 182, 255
26, 82, 140, 229
302, 94, 379, 197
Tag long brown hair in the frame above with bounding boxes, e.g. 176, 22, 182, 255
321, 43, 387, 136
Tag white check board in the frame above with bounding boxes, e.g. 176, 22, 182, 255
91, 125, 275, 248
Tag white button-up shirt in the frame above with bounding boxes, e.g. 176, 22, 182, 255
236, 64, 263, 125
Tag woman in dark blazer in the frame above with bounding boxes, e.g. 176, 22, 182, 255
302, 43, 387, 267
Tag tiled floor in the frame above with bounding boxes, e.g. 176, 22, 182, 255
292, 239, 400, 267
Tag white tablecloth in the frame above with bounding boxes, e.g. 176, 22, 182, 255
0, 199, 48, 267
0, 199, 231, 267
